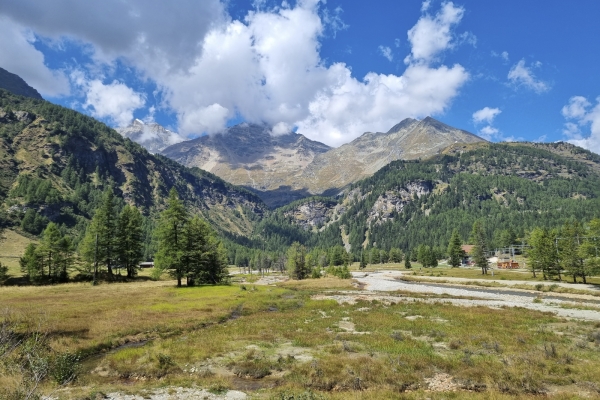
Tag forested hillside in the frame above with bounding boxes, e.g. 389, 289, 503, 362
254, 142, 600, 257
0, 90, 267, 253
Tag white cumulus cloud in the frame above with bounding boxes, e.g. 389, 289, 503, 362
77, 77, 146, 127
0, 16, 70, 97
472, 107, 501, 124
508, 59, 550, 93
0, 0, 471, 147
405, 1, 465, 64
561, 96, 600, 154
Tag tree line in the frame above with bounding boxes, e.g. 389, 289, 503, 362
12, 187, 228, 286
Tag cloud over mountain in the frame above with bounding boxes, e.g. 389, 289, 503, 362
0, 0, 470, 147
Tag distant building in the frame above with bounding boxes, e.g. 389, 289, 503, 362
461, 245, 475, 266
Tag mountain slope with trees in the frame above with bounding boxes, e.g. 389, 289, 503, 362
0, 89, 267, 250
254, 141, 600, 259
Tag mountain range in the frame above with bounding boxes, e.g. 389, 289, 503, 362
2, 69, 600, 261
160, 117, 485, 206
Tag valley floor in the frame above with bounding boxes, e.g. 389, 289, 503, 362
3, 269, 600, 399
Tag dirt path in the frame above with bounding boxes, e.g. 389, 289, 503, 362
341, 271, 600, 321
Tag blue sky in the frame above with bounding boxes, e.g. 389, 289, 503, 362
0, 0, 599, 152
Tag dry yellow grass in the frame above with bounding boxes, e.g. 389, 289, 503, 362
3, 276, 600, 399
0, 229, 36, 276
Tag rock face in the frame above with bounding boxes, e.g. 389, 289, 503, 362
0, 67, 43, 99
161, 123, 331, 206
367, 181, 433, 225
162, 117, 484, 207
283, 200, 346, 231
117, 119, 184, 154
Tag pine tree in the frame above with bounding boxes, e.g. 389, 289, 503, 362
447, 229, 464, 268
155, 188, 189, 287
287, 242, 308, 280
37, 222, 63, 282
116, 205, 144, 278
182, 215, 208, 285
80, 188, 118, 277
470, 220, 489, 275
359, 250, 367, 269
405, 252, 412, 269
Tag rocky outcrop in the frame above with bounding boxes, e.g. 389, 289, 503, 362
367, 181, 433, 225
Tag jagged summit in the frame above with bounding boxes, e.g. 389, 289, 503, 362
117, 119, 184, 154
0, 67, 43, 100
387, 117, 418, 134
162, 117, 485, 207
161, 122, 331, 205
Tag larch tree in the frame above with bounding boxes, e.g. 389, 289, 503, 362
116, 205, 144, 278
527, 227, 560, 280
155, 188, 189, 287
80, 187, 118, 277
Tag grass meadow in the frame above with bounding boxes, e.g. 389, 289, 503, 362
2, 273, 600, 399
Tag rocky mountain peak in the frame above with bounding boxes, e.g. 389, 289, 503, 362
117, 119, 184, 154
387, 118, 419, 134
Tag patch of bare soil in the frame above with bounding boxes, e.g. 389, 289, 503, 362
425, 373, 458, 392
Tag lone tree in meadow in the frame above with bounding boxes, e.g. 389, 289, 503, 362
447, 229, 464, 268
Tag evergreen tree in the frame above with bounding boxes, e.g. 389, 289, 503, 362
37, 222, 64, 282
379, 249, 388, 264
80, 187, 118, 277
404, 251, 412, 269
0, 261, 8, 284
20, 243, 42, 282
447, 229, 464, 268
388, 248, 403, 263
470, 220, 489, 274
287, 242, 308, 280
527, 227, 559, 280
558, 221, 588, 283
115, 205, 144, 278
359, 250, 367, 269
155, 188, 189, 287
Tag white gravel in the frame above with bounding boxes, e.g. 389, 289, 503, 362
344, 271, 600, 321
46, 388, 247, 400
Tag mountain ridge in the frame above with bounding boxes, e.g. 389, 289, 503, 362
161, 116, 485, 207
0, 89, 267, 242
0, 67, 43, 100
